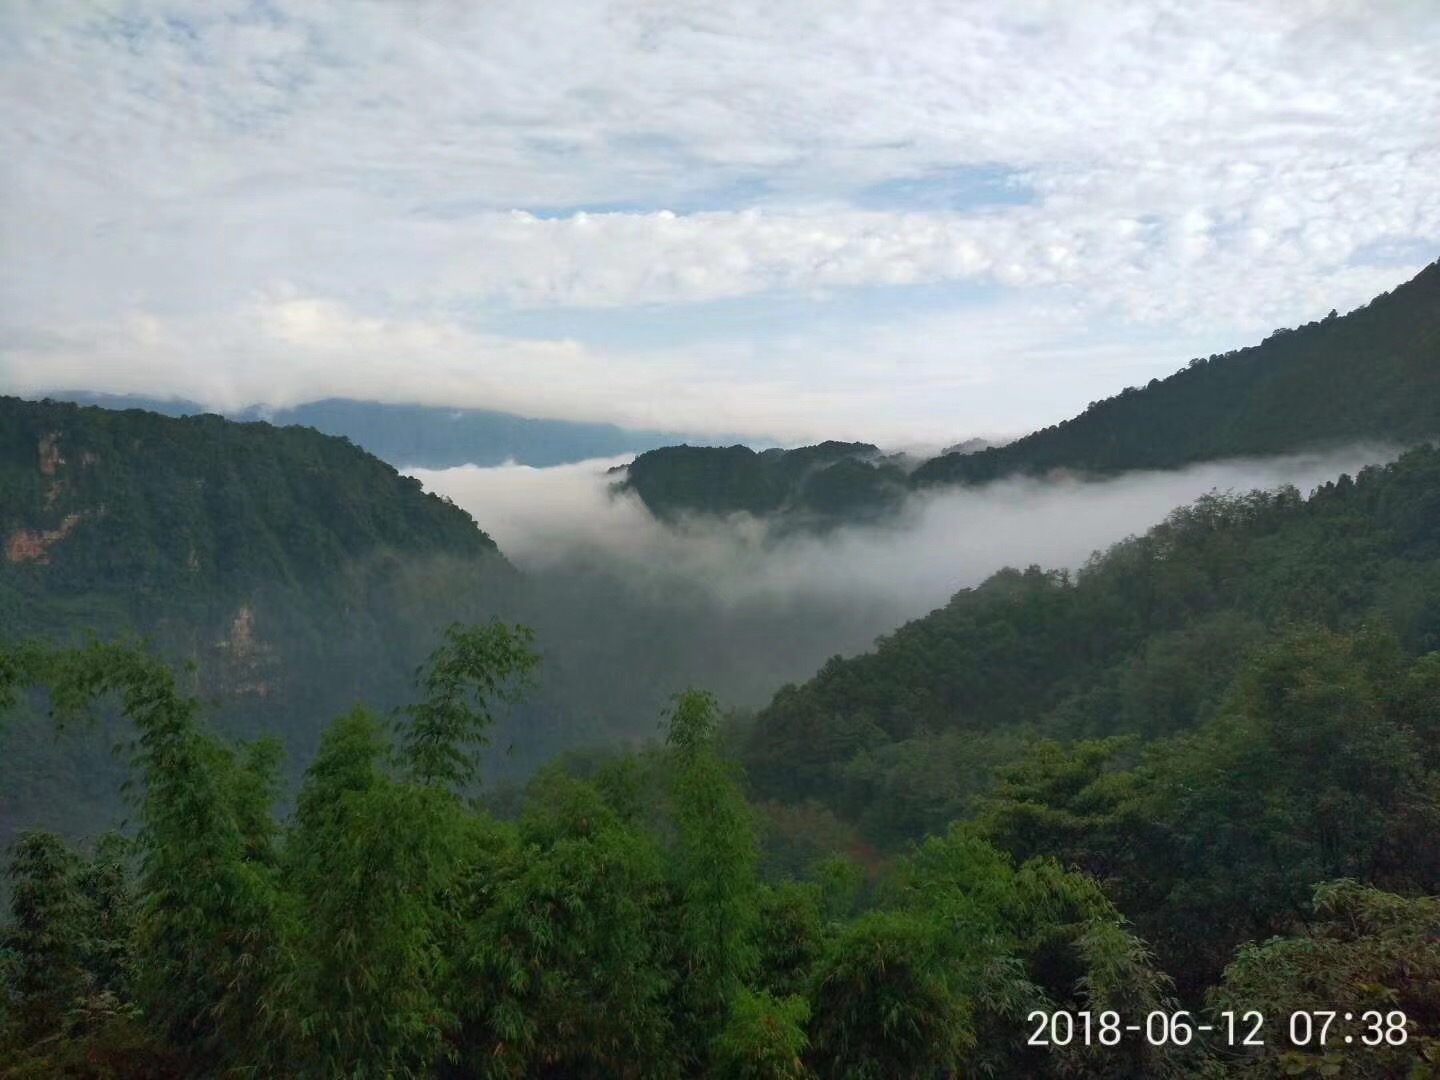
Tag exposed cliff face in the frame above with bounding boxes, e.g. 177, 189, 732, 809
226, 604, 257, 658
7, 432, 109, 554
215, 603, 278, 698
5, 512, 87, 565
38, 432, 79, 507
37, 432, 63, 476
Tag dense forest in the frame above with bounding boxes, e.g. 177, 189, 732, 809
4, 449, 1439, 1074
615, 442, 910, 531
913, 259, 1440, 487
730, 446, 1440, 1026
0, 396, 522, 846
0, 396, 510, 610
9, 0, 1439, 1072
3, 613, 1437, 1075
619, 260, 1440, 527
744, 444, 1440, 840
0, 397, 917, 850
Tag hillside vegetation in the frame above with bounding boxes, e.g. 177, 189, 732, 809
0, 396, 504, 598
913, 258, 1440, 485
616, 441, 910, 529
3, 267, 1440, 1075
0, 396, 515, 841
738, 445, 1440, 1002
744, 444, 1440, 841
3, 614, 1437, 1076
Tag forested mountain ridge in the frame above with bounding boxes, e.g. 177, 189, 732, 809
0, 395, 505, 593
0, 395, 950, 848
617, 261, 1439, 525
4, 415, 1440, 1077
0, 395, 516, 841
737, 443, 1440, 1012
615, 440, 911, 528
744, 443, 1440, 843
912, 257, 1440, 486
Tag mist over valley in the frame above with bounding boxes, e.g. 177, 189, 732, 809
413, 441, 1409, 745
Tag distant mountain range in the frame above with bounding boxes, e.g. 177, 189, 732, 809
40, 393, 714, 469
20, 258, 1440, 534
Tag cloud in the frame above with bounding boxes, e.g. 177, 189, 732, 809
0, 291, 1180, 441
1, 0, 1437, 436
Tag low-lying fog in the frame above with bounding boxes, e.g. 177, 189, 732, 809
414, 444, 1400, 612
410, 443, 1403, 754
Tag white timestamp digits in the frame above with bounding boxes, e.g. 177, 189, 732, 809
1026, 1010, 1124, 1047
1285, 1010, 1409, 1047
1221, 1009, 1266, 1046
1028, 1009, 1270, 1047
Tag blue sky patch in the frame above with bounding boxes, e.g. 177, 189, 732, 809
855, 165, 1035, 213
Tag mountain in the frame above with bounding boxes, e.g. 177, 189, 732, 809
6, 437, 1440, 1078
616, 260, 1440, 525
0, 397, 911, 846
6, 309, 1440, 1076
0, 395, 517, 841
741, 442, 1440, 845
939, 437, 995, 456
912, 258, 1440, 486
48, 393, 698, 469
614, 441, 913, 529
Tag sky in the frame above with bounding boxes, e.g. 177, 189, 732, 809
1, 0, 1437, 445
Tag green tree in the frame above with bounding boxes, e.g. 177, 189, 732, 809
283, 707, 466, 1077
3, 832, 90, 1041
458, 776, 675, 1078
712, 988, 812, 1080
664, 690, 762, 1061
42, 643, 286, 1071
894, 829, 1185, 1079
1143, 629, 1440, 986
1209, 881, 1440, 1078
396, 620, 540, 792
805, 910, 973, 1080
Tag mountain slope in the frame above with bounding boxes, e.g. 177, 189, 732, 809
1, 396, 505, 595
615, 261, 1439, 526
912, 259, 1440, 486
0, 397, 892, 848
741, 443, 1440, 842
0, 395, 517, 840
